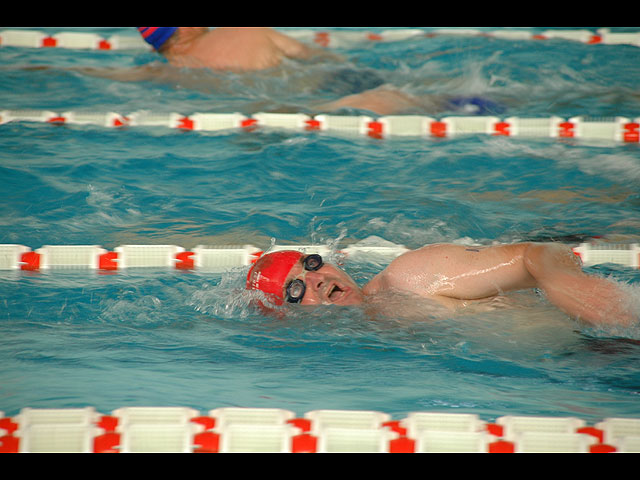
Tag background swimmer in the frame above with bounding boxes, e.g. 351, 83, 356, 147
247, 242, 638, 327
65, 27, 499, 116
135, 27, 431, 115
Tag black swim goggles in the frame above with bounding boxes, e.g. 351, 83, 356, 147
284, 254, 324, 303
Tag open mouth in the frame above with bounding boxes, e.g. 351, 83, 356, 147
327, 284, 345, 302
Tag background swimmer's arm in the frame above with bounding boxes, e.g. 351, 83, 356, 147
267, 28, 344, 62
314, 87, 428, 116
66, 65, 167, 82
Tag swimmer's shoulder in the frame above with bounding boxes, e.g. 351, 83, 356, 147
362, 247, 430, 296
362, 244, 460, 296
362, 271, 386, 296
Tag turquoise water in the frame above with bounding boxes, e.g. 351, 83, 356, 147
0, 28, 639, 422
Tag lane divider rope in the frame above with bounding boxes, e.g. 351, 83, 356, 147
2, 110, 640, 142
1, 28, 639, 51
0, 406, 636, 453
1, 242, 638, 272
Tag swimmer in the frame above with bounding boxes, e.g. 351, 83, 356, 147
67, 27, 494, 117
138, 27, 339, 72
246, 242, 638, 327
135, 27, 459, 116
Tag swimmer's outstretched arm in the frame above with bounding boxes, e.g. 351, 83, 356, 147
364, 243, 637, 326
522, 243, 636, 327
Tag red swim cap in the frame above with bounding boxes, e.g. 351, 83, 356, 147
246, 250, 304, 305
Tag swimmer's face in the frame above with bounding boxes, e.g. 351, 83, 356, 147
285, 256, 365, 306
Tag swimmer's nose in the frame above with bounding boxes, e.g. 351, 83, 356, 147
304, 271, 325, 292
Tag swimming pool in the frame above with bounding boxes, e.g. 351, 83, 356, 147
1, 27, 640, 452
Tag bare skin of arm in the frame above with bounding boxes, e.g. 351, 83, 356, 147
313, 86, 432, 116
363, 243, 637, 326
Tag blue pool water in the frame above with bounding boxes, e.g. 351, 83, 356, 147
1, 27, 639, 423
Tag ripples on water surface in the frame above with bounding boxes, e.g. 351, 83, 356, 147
0, 28, 639, 421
